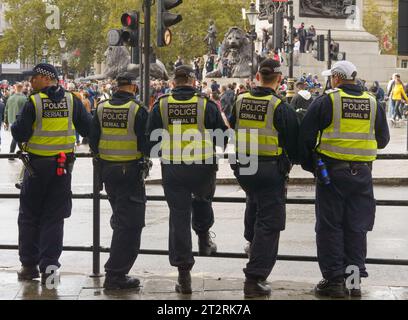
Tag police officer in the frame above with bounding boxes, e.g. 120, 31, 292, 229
11, 63, 91, 284
229, 59, 299, 298
146, 65, 228, 294
299, 61, 390, 298
89, 72, 148, 290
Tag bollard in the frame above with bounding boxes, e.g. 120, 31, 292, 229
91, 158, 102, 278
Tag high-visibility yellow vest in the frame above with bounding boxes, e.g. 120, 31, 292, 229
316, 88, 378, 162
235, 92, 282, 157
26, 92, 76, 156
159, 94, 214, 162
97, 100, 142, 162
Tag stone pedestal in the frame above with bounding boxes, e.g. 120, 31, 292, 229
254, 0, 408, 84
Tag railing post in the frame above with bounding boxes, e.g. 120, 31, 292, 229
91, 158, 102, 277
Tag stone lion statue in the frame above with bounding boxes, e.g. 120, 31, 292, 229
206, 27, 258, 78
86, 46, 169, 81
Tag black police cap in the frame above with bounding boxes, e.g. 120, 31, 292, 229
258, 59, 282, 75
116, 72, 138, 86
23, 63, 59, 80
174, 65, 196, 79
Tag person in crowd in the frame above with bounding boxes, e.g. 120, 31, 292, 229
306, 25, 316, 53
297, 22, 307, 53
390, 75, 408, 125
4, 83, 27, 158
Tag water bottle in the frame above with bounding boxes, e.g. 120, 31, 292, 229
316, 158, 331, 185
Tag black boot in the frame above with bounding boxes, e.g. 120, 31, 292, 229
348, 288, 362, 297
314, 278, 346, 298
197, 232, 217, 256
103, 275, 140, 290
345, 276, 362, 297
17, 265, 40, 281
175, 270, 192, 294
244, 278, 271, 298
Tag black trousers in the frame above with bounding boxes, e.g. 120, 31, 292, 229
161, 164, 216, 271
10, 138, 17, 153
18, 157, 72, 273
315, 163, 375, 281
234, 161, 286, 281
102, 161, 146, 276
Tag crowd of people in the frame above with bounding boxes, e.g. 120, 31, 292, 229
1, 71, 407, 155
4, 59, 393, 299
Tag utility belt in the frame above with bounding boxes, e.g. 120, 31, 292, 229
233, 154, 291, 176
99, 158, 153, 182
28, 152, 75, 162
326, 161, 372, 174
23, 152, 76, 177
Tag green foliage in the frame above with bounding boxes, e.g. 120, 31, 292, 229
0, 0, 251, 74
154, 0, 251, 68
363, 0, 398, 55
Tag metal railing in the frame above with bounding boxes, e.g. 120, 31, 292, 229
1, 152, 408, 276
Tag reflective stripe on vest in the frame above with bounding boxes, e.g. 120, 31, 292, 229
97, 100, 142, 162
316, 89, 378, 162
26, 92, 76, 156
160, 94, 214, 162
235, 92, 282, 157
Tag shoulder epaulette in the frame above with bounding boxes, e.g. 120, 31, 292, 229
158, 93, 171, 100
366, 91, 376, 98
195, 92, 209, 100
97, 99, 109, 106
324, 88, 340, 95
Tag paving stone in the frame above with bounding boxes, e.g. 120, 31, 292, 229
389, 287, 408, 300
142, 275, 204, 294
78, 288, 142, 300
0, 270, 405, 300
15, 274, 85, 300
204, 278, 243, 292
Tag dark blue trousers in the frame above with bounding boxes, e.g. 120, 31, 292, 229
18, 157, 72, 273
102, 161, 146, 276
234, 161, 287, 281
161, 164, 216, 271
315, 163, 376, 281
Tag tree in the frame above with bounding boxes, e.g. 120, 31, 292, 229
0, 0, 110, 75
363, 0, 398, 54
153, 0, 252, 67
0, 0, 252, 75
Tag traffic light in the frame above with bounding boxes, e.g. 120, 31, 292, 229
121, 12, 140, 47
157, 0, 183, 47
312, 34, 325, 61
107, 11, 140, 47
272, 11, 284, 49
329, 40, 346, 61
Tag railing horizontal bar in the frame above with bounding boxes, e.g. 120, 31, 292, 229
0, 194, 407, 207
1, 153, 408, 160
0, 244, 407, 266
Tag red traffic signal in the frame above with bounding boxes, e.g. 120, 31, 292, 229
121, 12, 139, 29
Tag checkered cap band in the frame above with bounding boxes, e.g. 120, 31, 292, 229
332, 71, 347, 80
34, 67, 58, 79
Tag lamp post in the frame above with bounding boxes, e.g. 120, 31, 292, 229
58, 31, 68, 79
246, 2, 259, 82
41, 40, 48, 63
285, 1, 295, 103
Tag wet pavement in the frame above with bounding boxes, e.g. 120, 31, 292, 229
0, 125, 407, 300
1, 270, 408, 300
